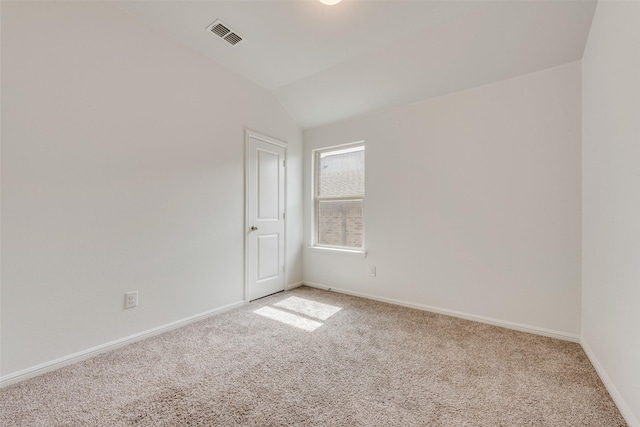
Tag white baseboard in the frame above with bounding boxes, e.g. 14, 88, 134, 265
581, 338, 639, 427
285, 281, 304, 291
0, 300, 245, 388
302, 281, 580, 343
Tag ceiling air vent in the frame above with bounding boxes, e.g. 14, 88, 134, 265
206, 20, 244, 47
224, 32, 243, 46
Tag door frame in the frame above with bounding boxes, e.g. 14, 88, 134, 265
245, 129, 287, 304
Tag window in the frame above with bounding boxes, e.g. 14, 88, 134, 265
313, 143, 365, 250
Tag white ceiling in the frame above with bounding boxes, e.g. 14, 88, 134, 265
113, 0, 597, 129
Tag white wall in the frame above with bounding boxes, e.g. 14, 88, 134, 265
0, 1, 302, 378
304, 62, 582, 339
582, 1, 640, 425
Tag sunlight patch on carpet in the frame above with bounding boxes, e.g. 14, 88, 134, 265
274, 296, 342, 321
253, 306, 323, 331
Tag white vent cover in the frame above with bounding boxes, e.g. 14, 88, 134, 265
205, 20, 244, 47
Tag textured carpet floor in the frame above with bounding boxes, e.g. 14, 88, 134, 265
0, 286, 626, 426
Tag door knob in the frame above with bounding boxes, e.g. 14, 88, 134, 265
250, 226, 258, 231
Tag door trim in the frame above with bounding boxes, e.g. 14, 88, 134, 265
245, 129, 287, 304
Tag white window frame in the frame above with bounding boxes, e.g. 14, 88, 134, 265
312, 141, 365, 252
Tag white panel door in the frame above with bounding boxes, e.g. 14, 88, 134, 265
246, 131, 286, 301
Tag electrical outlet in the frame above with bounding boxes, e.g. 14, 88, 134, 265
369, 266, 376, 277
125, 291, 138, 309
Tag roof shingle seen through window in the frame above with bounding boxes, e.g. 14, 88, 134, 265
318, 150, 364, 197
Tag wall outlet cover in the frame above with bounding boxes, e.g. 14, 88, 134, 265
125, 291, 138, 309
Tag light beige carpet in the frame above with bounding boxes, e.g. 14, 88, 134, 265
0, 286, 626, 426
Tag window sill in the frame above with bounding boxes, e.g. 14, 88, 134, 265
307, 246, 367, 257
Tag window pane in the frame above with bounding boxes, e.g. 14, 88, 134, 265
317, 200, 364, 248
318, 148, 364, 197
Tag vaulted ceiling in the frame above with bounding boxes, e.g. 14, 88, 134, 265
113, 1, 597, 129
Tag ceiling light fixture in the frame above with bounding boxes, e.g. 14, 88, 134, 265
319, 0, 342, 5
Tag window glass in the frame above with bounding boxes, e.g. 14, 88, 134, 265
318, 147, 365, 197
315, 144, 365, 250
